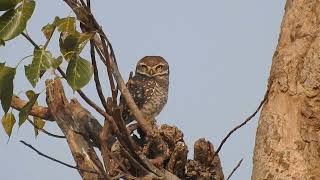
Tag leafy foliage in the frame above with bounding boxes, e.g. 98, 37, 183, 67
1, 112, 16, 137
0, 64, 16, 113
0, 0, 35, 41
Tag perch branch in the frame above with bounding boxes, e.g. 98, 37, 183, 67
227, 158, 244, 180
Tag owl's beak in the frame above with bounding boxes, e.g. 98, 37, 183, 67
149, 69, 155, 76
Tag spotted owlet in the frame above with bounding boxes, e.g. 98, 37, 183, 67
121, 56, 169, 124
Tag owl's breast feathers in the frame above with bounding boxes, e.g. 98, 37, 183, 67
120, 74, 168, 124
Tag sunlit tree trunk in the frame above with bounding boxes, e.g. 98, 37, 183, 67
252, 0, 320, 179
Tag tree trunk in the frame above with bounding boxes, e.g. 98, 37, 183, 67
252, 0, 320, 179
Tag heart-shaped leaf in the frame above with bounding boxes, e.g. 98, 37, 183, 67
0, 65, 16, 113
66, 56, 93, 91
1, 113, 16, 137
0, 0, 35, 41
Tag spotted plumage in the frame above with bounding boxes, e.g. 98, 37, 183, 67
120, 56, 169, 124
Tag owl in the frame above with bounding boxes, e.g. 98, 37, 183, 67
120, 56, 169, 125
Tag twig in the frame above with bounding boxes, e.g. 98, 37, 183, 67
27, 119, 65, 138
20, 140, 99, 174
227, 158, 244, 180
21, 32, 39, 49
98, 35, 117, 105
213, 91, 268, 158
90, 41, 109, 113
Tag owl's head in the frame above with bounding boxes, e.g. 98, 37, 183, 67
136, 56, 169, 78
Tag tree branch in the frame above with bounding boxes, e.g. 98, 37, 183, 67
90, 41, 109, 113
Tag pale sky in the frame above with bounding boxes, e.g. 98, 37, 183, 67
0, 1, 285, 179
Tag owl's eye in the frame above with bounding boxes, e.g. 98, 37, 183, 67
140, 64, 148, 72
155, 65, 163, 72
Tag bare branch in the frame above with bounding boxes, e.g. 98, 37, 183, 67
227, 158, 244, 180
20, 140, 99, 174
27, 119, 65, 138
213, 91, 268, 158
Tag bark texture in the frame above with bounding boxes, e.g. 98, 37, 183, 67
252, 0, 320, 179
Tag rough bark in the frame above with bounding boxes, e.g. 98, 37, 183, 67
252, 0, 320, 179
46, 79, 107, 180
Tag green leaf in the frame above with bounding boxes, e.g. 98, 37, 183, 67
52, 56, 63, 69
33, 116, 45, 137
25, 48, 53, 87
59, 32, 94, 61
41, 23, 55, 40
1, 113, 16, 137
55, 17, 76, 33
0, 65, 16, 113
0, 0, 35, 41
18, 92, 39, 126
66, 56, 93, 91
0, 0, 22, 11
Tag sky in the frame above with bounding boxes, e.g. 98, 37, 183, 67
0, 1, 285, 179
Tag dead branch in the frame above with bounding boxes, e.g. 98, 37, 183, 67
186, 138, 224, 180
46, 79, 107, 180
